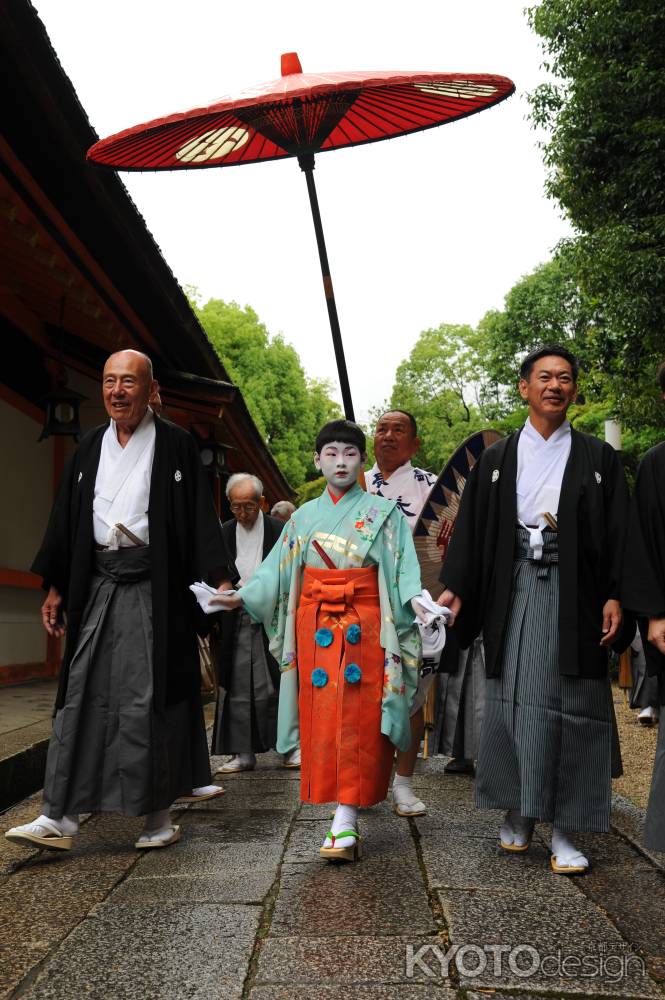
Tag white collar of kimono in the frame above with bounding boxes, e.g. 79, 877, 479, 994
93, 408, 156, 548
516, 417, 571, 559
235, 513, 264, 586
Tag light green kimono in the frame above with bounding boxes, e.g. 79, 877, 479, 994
240, 483, 422, 754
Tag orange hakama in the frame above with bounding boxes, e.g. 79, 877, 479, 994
297, 565, 394, 806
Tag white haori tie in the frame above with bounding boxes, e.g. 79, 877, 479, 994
516, 418, 571, 560
93, 409, 156, 549
235, 514, 265, 586
365, 461, 435, 530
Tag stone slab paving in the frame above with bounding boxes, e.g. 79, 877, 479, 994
2, 758, 665, 998
19, 904, 259, 1000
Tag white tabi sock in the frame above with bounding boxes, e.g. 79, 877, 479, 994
322, 803, 359, 850
331, 803, 358, 836
192, 785, 220, 796
551, 828, 589, 869
393, 774, 427, 813
35, 814, 79, 837
500, 809, 533, 848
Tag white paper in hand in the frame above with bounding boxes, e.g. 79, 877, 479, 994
413, 589, 453, 626
413, 589, 452, 660
189, 581, 236, 615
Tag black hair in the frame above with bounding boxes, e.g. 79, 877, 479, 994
376, 409, 418, 437
315, 420, 366, 455
519, 344, 579, 382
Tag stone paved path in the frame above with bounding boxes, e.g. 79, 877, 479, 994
1, 753, 664, 999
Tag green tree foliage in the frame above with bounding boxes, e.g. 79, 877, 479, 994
295, 476, 327, 506
383, 324, 506, 474
192, 295, 341, 487
477, 257, 607, 410
527, 0, 665, 427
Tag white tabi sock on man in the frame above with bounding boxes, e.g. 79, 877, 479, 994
499, 809, 534, 850
35, 814, 79, 837
39, 814, 79, 836
135, 808, 180, 849
392, 774, 427, 816
551, 828, 589, 872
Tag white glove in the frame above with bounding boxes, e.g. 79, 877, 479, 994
189, 581, 237, 614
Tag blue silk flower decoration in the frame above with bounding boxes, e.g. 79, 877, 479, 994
346, 624, 361, 644
315, 628, 334, 648
344, 663, 362, 684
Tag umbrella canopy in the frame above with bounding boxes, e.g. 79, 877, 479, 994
88, 55, 514, 170
88, 55, 514, 420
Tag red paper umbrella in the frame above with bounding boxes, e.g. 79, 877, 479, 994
89, 54, 514, 419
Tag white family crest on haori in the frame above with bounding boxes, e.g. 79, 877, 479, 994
175, 470, 182, 482
595, 471, 602, 484
491, 469, 500, 483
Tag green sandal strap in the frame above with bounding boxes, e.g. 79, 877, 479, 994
326, 829, 359, 841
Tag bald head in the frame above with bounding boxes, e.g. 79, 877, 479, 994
105, 350, 153, 380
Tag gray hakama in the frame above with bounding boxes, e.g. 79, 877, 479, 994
475, 527, 616, 833
212, 611, 278, 755
436, 638, 486, 759
629, 629, 661, 710
42, 547, 209, 819
644, 718, 665, 851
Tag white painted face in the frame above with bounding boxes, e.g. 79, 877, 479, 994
314, 441, 364, 491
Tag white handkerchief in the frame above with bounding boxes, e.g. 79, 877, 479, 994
413, 589, 454, 626
189, 581, 236, 615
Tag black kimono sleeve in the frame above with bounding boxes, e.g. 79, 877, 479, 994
438, 460, 484, 649
602, 444, 631, 604
31, 450, 78, 599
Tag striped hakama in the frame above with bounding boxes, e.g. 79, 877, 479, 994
43, 547, 210, 819
645, 717, 665, 851
213, 611, 278, 754
436, 637, 486, 759
475, 527, 616, 833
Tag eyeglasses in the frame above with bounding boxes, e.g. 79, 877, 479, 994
230, 502, 259, 514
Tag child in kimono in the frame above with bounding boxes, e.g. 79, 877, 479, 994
211, 420, 425, 860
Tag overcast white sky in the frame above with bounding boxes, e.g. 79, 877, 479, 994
33, 0, 570, 423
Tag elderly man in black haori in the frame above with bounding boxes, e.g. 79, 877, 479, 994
6, 350, 229, 853
438, 344, 630, 875
211, 473, 298, 774
622, 359, 665, 853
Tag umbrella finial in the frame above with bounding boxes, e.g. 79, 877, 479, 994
281, 52, 302, 76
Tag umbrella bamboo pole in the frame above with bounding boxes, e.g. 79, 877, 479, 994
298, 153, 355, 422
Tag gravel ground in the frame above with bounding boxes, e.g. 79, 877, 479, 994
612, 682, 660, 809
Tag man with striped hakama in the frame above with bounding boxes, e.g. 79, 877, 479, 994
5, 351, 229, 854
623, 360, 665, 852
211, 474, 292, 773
438, 345, 630, 875
211, 420, 430, 861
